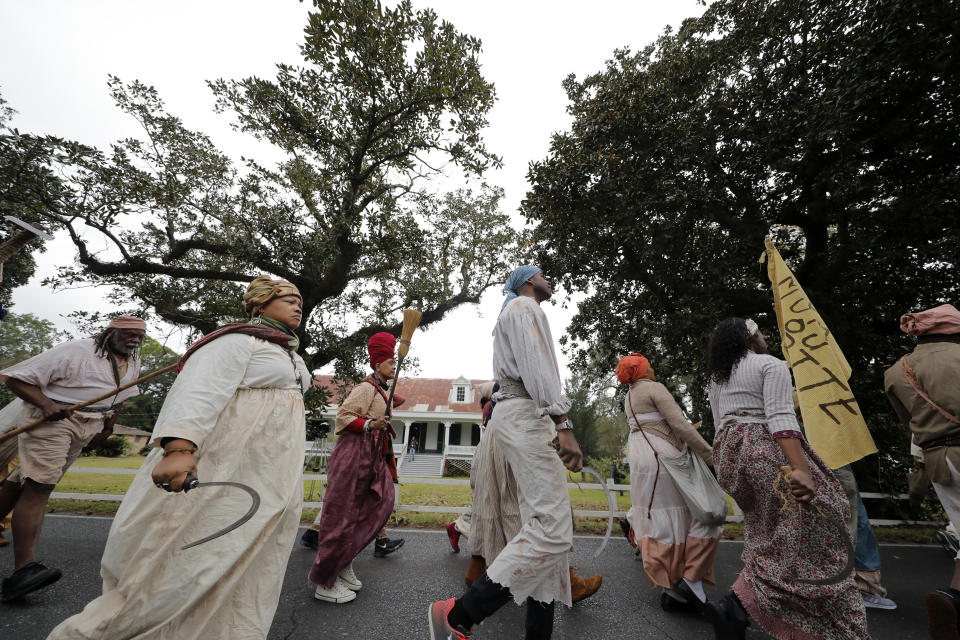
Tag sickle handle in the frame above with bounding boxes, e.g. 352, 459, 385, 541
183, 473, 200, 492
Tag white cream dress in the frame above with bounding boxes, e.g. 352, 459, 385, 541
48, 333, 310, 640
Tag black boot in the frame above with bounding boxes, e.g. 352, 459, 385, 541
374, 536, 405, 557
706, 593, 749, 640
1, 562, 62, 602
300, 528, 319, 549
926, 588, 960, 640
660, 590, 689, 613
670, 579, 707, 614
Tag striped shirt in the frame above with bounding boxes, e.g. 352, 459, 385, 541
708, 351, 800, 436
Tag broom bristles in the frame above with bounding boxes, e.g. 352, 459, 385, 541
397, 309, 422, 359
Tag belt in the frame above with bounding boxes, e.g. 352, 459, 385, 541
51, 399, 116, 414
919, 435, 960, 450
627, 411, 665, 430
494, 378, 531, 400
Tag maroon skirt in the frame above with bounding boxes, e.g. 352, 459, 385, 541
308, 430, 395, 588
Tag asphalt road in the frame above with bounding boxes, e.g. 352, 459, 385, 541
0, 515, 949, 639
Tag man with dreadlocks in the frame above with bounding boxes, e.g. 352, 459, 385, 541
0, 316, 144, 601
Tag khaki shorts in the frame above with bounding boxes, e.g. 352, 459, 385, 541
7, 413, 105, 486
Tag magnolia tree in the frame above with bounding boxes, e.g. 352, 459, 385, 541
523, 0, 960, 488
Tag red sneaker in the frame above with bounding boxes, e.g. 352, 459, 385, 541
428, 598, 472, 639
445, 521, 461, 553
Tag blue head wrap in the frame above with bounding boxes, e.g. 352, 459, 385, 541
500, 264, 540, 314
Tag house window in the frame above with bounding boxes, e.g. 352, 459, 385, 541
450, 423, 462, 445
456, 386, 466, 402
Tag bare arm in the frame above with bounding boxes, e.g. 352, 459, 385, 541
151, 438, 199, 492
777, 437, 814, 502
5, 377, 70, 421
82, 403, 124, 452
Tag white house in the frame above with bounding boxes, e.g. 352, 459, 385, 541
311, 375, 488, 477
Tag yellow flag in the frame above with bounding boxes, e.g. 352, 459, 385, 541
761, 237, 877, 468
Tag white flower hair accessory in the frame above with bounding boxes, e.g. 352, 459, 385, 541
744, 319, 760, 337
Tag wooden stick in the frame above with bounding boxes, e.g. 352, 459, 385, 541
0, 362, 179, 443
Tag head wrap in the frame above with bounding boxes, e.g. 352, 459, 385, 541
744, 319, 759, 337
477, 381, 495, 401
368, 332, 397, 370
616, 353, 650, 384
243, 275, 302, 317
107, 315, 146, 331
500, 265, 541, 313
900, 304, 960, 336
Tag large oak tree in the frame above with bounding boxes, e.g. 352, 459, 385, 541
17, 0, 516, 376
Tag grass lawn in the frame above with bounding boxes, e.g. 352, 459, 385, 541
72, 455, 146, 469
57, 473, 625, 512
51, 459, 943, 544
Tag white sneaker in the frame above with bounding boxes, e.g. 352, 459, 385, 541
314, 577, 357, 603
862, 592, 897, 610
339, 562, 362, 591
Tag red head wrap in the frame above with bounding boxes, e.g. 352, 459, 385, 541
616, 353, 650, 384
368, 332, 397, 370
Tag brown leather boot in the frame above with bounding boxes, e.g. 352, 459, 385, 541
570, 567, 602, 603
464, 555, 487, 587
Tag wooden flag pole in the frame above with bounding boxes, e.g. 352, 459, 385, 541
0, 362, 179, 443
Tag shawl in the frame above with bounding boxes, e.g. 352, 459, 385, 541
177, 323, 292, 372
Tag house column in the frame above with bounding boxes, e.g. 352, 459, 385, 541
443, 421, 452, 453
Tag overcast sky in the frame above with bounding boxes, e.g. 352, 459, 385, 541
0, 0, 706, 380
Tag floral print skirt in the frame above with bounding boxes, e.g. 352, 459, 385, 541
714, 420, 870, 640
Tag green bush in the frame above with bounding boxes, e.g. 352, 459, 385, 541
92, 436, 130, 458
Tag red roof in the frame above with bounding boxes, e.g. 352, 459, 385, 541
312, 376, 489, 414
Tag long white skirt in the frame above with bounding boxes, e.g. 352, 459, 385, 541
485, 397, 572, 606
48, 388, 305, 640
469, 425, 521, 562
629, 429, 721, 589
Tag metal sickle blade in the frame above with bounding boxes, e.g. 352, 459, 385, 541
794, 506, 855, 586
179, 475, 261, 550
579, 466, 616, 558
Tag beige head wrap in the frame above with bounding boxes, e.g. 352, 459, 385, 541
242, 275, 302, 317
107, 315, 147, 331
477, 381, 496, 401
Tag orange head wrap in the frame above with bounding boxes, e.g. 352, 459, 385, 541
616, 353, 650, 384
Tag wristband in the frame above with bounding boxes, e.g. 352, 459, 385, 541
363, 420, 372, 433
554, 419, 574, 431
162, 447, 197, 458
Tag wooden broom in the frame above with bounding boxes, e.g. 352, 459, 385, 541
385, 308, 422, 413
